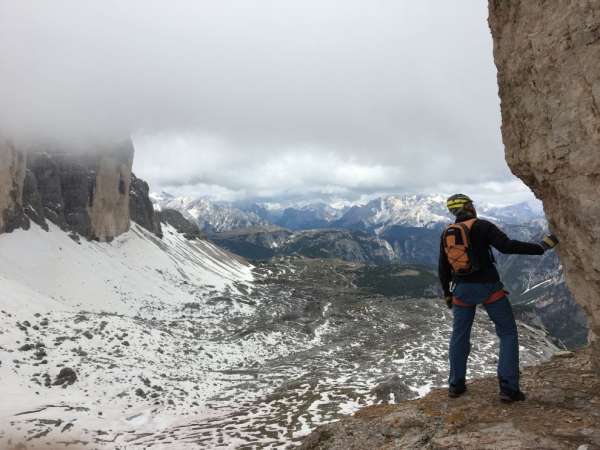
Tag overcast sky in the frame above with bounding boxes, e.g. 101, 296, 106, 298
0, 1, 535, 206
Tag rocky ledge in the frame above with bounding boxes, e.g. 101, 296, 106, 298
300, 351, 599, 449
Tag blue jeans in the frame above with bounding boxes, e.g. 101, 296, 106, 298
449, 281, 520, 393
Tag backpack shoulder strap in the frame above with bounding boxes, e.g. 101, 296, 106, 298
463, 218, 478, 229
454, 218, 477, 243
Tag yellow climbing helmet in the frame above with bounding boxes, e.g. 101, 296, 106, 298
447, 194, 474, 215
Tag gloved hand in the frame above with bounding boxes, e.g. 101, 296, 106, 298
540, 234, 559, 251
445, 295, 453, 309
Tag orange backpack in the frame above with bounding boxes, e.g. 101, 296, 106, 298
443, 218, 479, 276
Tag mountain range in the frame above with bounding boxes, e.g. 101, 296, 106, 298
152, 191, 586, 350
152, 193, 545, 235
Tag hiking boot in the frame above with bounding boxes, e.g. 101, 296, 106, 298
499, 389, 526, 403
448, 384, 467, 398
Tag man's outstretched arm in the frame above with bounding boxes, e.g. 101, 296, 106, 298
487, 221, 554, 255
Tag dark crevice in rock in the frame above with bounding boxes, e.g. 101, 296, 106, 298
129, 173, 163, 238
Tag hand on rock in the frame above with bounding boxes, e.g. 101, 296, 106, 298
540, 234, 559, 251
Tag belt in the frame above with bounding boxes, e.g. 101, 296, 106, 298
452, 289, 508, 308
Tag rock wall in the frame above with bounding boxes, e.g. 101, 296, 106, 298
9, 143, 135, 241
130, 173, 163, 238
27, 152, 95, 236
1, 141, 165, 242
88, 145, 134, 241
0, 143, 28, 233
489, 0, 600, 367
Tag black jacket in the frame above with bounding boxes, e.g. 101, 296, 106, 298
438, 216, 545, 297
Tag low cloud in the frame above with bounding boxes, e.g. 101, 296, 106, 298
0, 1, 532, 204
134, 133, 532, 206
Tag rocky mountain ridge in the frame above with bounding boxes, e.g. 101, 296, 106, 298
212, 227, 396, 265
154, 192, 545, 236
152, 193, 274, 233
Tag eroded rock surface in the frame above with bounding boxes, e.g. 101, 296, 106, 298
130, 173, 163, 237
22, 144, 135, 241
88, 145, 134, 241
489, 0, 600, 367
1, 142, 165, 242
0, 143, 27, 233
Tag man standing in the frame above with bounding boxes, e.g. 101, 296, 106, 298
439, 194, 559, 402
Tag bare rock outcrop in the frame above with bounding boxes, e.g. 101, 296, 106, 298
300, 351, 600, 449
159, 208, 202, 240
0, 143, 28, 233
88, 145, 134, 241
130, 173, 163, 238
489, 0, 600, 368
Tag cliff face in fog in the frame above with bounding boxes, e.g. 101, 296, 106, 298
0, 143, 27, 233
24, 144, 134, 241
489, 0, 600, 369
0, 141, 158, 242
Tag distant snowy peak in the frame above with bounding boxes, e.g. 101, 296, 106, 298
480, 201, 545, 225
337, 196, 545, 233
149, 191, 175, 210
152, 195, 272, 233
336, 195, 451, 232
274, 202, 348, 230
152, 193, 546, 234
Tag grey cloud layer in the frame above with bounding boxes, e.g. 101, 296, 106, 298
0, 1, 527, 203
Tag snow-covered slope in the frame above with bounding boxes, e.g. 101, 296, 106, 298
0, 223, 252, 315
0, 222, 257, 447
0, 223, 558, 449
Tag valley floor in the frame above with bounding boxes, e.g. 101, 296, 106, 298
300, 350, 600, 449
0, 224, 558, 449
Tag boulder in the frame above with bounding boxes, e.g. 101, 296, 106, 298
52, 367, 77, 387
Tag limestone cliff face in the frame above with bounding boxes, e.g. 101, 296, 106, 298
0, 143, 27, 233
1, 141, 166, 242
88, 145, 134, 241
0, 143, 137, 241
489, 0, 600, 367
